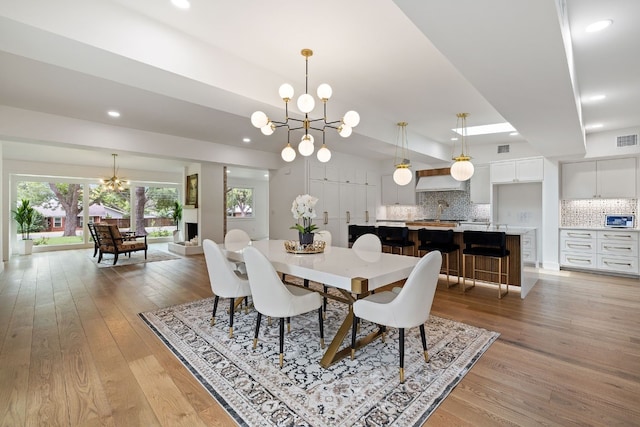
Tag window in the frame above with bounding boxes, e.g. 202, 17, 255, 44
54, 217, 62, 227
226, 187, 254, 217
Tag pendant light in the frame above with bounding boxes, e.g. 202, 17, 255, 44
393, 122, 412, 186
100, 153, 129, 191
450, 113, 475, 181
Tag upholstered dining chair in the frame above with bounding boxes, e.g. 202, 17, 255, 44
242, 246, 324, 368
351, 250, 442, 383
224, 228, 251, 275
351, 233, 382, 253
203, 239, 252, 338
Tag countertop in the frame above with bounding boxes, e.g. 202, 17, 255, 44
559, 226, 639, 231
362, 221, 536, 236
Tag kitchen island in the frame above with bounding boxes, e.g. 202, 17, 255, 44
377, 221, 538, 299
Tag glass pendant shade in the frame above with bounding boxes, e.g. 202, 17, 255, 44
279, 83, 294, 100
450, 159, 474, 181
297, 93, 315, 113
281, 144, 296, 162
343, 111, 360, 128
251, 111, 268, 128
260, 122, 274, 135
338, 125, 352, 138
317, 83, 332, 100
298, 136, 315, 156
393, 166, 412, 186
317, 144, 331, 162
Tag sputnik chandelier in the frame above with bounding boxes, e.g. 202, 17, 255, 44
250, 49, 360, 163
450, 112, 475, 181
100, 153, 129, 191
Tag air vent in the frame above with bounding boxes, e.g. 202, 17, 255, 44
497, 144, 510, 154
617, 134, 638, 147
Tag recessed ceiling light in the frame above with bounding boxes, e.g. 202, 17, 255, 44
171, 0, 190, 9
450, 137, 458, 141
107, 110, 120, 118
585, 19, 612, 33
587, 123, 604, 130
264, 173, 269, 178
242, 138, 251, 143
453, 122, 516, 136
509, 132, 519, 136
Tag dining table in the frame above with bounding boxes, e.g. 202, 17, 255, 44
224, 239, 419, 368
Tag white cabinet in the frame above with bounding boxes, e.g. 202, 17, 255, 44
491, 157, 543, 184
521, 231, 537, 265
470, 165, 490, 204
562, 158, 637, 199
381, 174, 415, 205
309, 179, 340, 238
560, 228, 639, 275
309, 163, 340, 182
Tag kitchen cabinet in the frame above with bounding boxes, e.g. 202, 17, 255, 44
381, 174, 415, 205
562, 158, 636, 199
309, 179, 340, 240
490, 157, 543, 184
560, 228, 639, 275
469, 165, 490, 204
309, 163, 340, 182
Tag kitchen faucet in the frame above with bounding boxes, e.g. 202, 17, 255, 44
436, 200, 449, 222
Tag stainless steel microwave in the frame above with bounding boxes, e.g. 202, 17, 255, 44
604, 214, 635, 228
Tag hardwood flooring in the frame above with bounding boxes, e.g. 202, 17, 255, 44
1, 245, 639, 426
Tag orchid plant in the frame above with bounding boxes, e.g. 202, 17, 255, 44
289, 194, 319, 234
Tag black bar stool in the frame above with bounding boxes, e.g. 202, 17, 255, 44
462, 230, 510, 298
417, 228, 460, 287
348, 224, 376, 247
377, 226, 415, 256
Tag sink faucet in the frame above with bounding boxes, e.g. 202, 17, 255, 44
436, 200, 449, 222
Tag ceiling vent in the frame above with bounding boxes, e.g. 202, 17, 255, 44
617, 134, 638, 148
497, 144, 510, 154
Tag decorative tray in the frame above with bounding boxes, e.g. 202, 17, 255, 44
284, 240, 326, 254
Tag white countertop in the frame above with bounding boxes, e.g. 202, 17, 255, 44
559, 226, 639, 231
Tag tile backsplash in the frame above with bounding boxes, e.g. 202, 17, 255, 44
561, 199, 638, 228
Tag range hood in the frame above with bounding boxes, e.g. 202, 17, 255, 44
415, 168, 465, 192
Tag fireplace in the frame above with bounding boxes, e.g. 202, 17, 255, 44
185, 222, 198, 242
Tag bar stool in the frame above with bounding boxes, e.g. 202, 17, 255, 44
377, 226, 415, 255
462, 230, 510, 299
417, 228, 460, 287
348, 225, 377, 247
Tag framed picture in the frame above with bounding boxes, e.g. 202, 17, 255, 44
186, 173, 198, 208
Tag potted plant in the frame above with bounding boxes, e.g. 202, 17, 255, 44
290, 194, 319, 245
12, 199, 36, 255
171, 200, 183, 242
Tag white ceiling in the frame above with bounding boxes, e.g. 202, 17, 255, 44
0, 0, 639, 174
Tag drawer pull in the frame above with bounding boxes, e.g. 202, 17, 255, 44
603, 234, 632, 240
567, 257, 592, 264
365, 210, 369, 223
604, 261, 632, 267
603, 245, 632, 252
346, 211, 351, 224
567, 232, 593, 238
567, 243, 592, 249
323, 211, 328, 225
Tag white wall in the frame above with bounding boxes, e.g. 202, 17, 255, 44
541, 158, 560, 270
494, 183, 542, 228
269, 161, 306, 240
199, 163, 225, 244
227, 177, 269, 240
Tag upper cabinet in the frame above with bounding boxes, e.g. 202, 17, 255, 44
490, 157, 543, 184
562, 158, 637, 199
309, 163, 340, 182
381, 174, 415, 205
469, 165, 490, 204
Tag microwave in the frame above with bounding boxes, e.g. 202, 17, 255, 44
604, 214, 635, 228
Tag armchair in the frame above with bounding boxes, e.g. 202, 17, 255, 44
93, 223, 148, 265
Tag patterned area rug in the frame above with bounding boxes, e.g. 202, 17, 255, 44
93, 248, 181, 267
140, 292, 499, 426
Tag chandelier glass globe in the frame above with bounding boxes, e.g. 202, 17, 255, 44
317, 145, 331, 162
281, 144, 296, 162
298, 135, 315, 156
393, 166, 413, 186
450, 159, 474, 181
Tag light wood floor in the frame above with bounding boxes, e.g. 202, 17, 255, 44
1, 245, 639, 426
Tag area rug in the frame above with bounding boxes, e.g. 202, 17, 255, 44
140, 294, 499, 426
94, 248, 181, 267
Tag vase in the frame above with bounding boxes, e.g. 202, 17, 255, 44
299, 232, 314, 245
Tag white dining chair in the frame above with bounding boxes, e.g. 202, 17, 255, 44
203, 239, 252, 338
224, 229, 251, 275
351, 233, 382, 252
242, 246, 324, 368
351, 250, 442, 383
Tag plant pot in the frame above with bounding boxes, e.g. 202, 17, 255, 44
18, 239, 33, 255
299, 232, 314, 245
173, 230, 182, 243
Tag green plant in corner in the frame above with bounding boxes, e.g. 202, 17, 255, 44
12, 199, 36, 240
171, 201, 183, 230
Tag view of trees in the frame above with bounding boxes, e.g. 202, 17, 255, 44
16, 181, 178, 241
226, 187, 253, 217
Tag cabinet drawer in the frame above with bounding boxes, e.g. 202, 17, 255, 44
560, 252, 596, 269
560, 238, 596, 255
597, 255, 639, 275
522, 249, 536, 263
560, 229, 597, 240
522, 235, 534, 249
598, 240, 638, 257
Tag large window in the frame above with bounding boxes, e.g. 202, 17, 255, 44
226, 187, 254, 218
132, 186, 179, 239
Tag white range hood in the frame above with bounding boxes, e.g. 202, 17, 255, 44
415, 173, 465, 192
